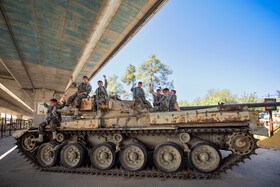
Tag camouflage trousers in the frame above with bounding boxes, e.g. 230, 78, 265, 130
153, 101, 161, 107
92, 97, 108, 111
66, 92, 87, 108
38, 119, 59, 134
149, 106, 168, 112
134, 97, 152, 110
149, 106, 176, 112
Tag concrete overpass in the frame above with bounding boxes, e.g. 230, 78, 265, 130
0, 0, 168, 121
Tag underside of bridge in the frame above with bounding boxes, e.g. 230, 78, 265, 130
0, 0, 168, 119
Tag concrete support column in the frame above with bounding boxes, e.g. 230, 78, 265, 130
33, 88, 55, 126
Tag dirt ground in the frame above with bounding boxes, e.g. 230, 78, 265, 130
258, 130, 280, 150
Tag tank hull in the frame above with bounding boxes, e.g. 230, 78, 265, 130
13, 99, 265, 179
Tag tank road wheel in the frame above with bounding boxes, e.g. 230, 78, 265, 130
153, 142, 183, 173
188, 141, 222, 174
119, 142, 147, 171
37, 142, 59, 167
21, 133, 37, 151
56, 133, 66, 143
90, 143, 116, 170
227, 132, 255, 155
60, 143, 85, 168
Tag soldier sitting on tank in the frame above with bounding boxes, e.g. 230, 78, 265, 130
171, 89, 177, 100
92, 75, 109, 119
62, 75, 92, 116
150, 88, 181, 112
149, 83, 163, 107
131, 81, 152, 110
32, 97, 66, 142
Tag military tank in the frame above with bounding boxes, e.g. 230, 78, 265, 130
12, 98, 280, 179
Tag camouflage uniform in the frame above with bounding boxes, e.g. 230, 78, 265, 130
131, 87, 152, 109
38, 101, 65, 134
150, 93, 178, 112
92, 79, 109, 111
153, 93, 163, 107
66, 82, 92, 108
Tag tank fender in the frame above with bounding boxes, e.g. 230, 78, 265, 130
12, 129, 28, 139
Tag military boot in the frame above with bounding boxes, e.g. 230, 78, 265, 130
52, 131, 57, 141
95, 110, 102, 119
32, 134, 43, 142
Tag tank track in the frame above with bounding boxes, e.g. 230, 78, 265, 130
15, 127, 257, 180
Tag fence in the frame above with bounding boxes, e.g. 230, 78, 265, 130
0, 117, 32, 138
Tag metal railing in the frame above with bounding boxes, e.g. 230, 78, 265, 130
0, 117, 32, 138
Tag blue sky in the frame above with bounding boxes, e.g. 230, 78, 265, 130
91, 0, 280, 102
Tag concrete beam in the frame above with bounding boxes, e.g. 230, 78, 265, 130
0, 98, 33, 117
0, 3, 34, 90
0, 72, 13, 80
65, 0, 122, 93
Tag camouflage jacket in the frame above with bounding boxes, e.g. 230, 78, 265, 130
153, 93, 163, 105
131, 87, 145, 100
44, 101, 65, 123
72, 82, 92, 95
160, 93, 178, 111
95, 79, 109, 100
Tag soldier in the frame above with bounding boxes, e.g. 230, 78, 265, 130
171, 89, 177, 100
149, 83, 163, 107
92, 75, 109, 119
131, 82, 152, 110
32, 97, 66, 142
63, 76, 92, 116
150, 88, 181, 112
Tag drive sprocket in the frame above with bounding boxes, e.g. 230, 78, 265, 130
226, 132, 255, 155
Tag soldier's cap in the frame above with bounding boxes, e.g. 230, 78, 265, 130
156, 89, 161, 92
50, 99, 57, 103
138, 82, 142, 84
83, 76, 88, 80
97, 80, 103, 83
163, 88, 169, 93
171, 89, 176, 94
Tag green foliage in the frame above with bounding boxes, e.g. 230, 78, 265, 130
238, 92, 260, 103
277, 90, 280, 99
190, 89, 239, 106
136, 55, 173, 97
121, 64, 137, 87
179, 90, 262, 110
107, 75, 127, 99
178, 100, 189, 107
120, 54, 174, 99
137, 54, 173, 89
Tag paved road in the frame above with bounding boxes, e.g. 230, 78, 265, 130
0, 136, 279, 187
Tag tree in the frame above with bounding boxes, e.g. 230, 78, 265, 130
277, 90, 280, 99
277, 90, 280, 118
121, 64, 137, 87
179, 89, 265, 112
238, 92, 260, 103
190, 89, 239, 106
120, 55, 174, 100
136, 54, 174, 96
178, 100, 189, 107
107, 75, 128, 99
